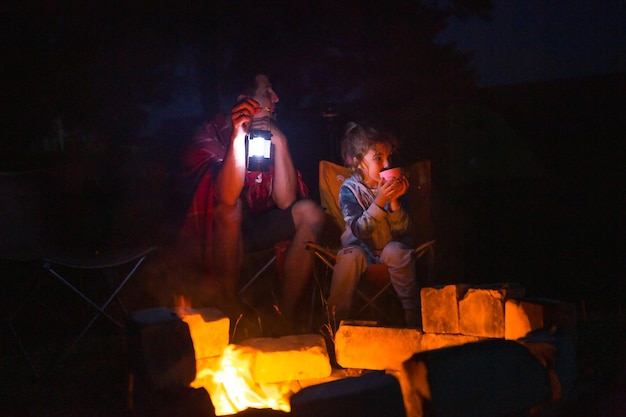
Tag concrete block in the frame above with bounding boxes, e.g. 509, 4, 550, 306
420, 332, 483, 351
126, 308, 196, 391
459, 288, 506, 338
290, 371, 406, 417
420, 285, 463, 334
422, 283, 526, 336
334, 321, 423, 371
191, 354, 298, 415
505, 298, 577, 340
133, 386, 215, 417
474, 281, 526, 299
401, 339, 552, 417
237, 333, 332, 383
521, 328, 578, 400
175, 307, 230, 360
505, 299, 545, 340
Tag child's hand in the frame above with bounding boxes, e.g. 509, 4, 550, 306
375, 176, 409, 209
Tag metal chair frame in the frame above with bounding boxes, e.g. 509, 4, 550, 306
7, 245, 157, 377
238, 240, 321, 331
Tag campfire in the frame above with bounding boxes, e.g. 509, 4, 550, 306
174, 297, 331, 415
191, 344, 294, 415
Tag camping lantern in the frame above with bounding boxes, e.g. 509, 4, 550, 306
247, 129, 272, 172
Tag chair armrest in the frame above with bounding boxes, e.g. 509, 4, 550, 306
414, 240, 436, 259
305, 241, 337, 269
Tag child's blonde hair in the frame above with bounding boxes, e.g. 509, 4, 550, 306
340, 121, 398, 179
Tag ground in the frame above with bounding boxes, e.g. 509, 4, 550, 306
1, 256, 625, 416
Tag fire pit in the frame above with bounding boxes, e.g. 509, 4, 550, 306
126, 282, 576, 417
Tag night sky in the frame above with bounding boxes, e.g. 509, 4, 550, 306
3, 1, 624, 152
436, 0, 626, 86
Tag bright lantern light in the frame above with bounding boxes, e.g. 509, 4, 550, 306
248, 135, 271, 158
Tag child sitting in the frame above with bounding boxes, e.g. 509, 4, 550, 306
327, 122, 420, 327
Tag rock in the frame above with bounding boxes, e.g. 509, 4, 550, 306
126, 307, 196, 391
237, 333, 332, 383
400, 339, 552, 417
176, 307, 230, 360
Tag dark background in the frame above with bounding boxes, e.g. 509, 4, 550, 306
1, 1, 624, 313
1, 2, 625, 416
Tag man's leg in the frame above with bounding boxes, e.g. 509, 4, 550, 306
279, 199, 325, 323
213, 199, 244, 312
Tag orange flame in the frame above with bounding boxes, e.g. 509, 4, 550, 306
174, 294, 192, 308
177, 305, 296, 415
192, 345, 294, 415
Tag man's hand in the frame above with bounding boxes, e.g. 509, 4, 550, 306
230, 98, 262, 138
217, 98, 262, 206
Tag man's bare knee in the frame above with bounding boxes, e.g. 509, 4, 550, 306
292, 199, 325, 232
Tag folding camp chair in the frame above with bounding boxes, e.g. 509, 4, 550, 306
43, 245, 157, 372
238, 239, 290, 310
7, 245, 157, 377
238, 239, 320, 332
307, 160, 435, 325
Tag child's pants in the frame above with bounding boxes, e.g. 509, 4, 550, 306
327, 241, 417, 321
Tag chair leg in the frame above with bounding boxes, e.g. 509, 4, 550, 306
44, 254, 148, 375
4, 273, 50, 378
427, 246, 435, 285
308, 283, 317, 331
4, 318, 40, 378
238, 255, 277, 314
353, 283, 395, 323
44, 263, 121, 326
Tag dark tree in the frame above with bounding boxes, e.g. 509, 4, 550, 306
1, 0, 492, 168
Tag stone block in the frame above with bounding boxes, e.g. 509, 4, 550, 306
191, 353, 298, 415
520, 328, 578, 400
237, 333, 332, 383
505, 298, 577, 340
474, 281, 526, 299
334, 321, 423, 371
401, 339, 552, 417
505, 299, 545, 340
126, 308, 196, 391
290, 371, 406, 417
420, 332, 483, 351
420, 284, 463, 334
175, 307, 230, 360
459, 287, 507, 338
133, 386, 215, 417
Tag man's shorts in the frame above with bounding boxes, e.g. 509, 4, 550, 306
242, 203, 296, 252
